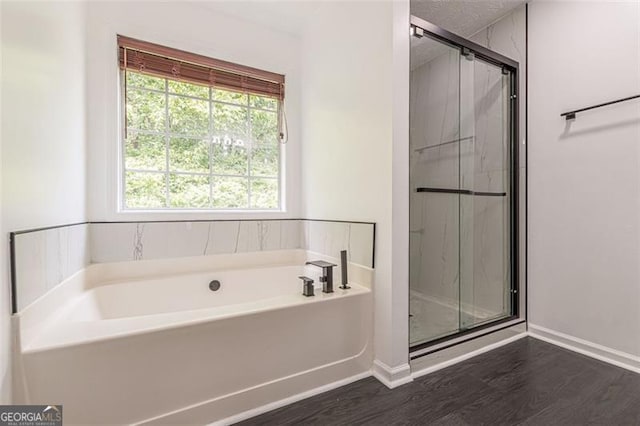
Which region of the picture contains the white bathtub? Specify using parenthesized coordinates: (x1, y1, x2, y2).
(14, 250, 373, 425)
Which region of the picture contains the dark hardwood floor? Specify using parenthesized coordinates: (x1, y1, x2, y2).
(237, 337, 640, 425)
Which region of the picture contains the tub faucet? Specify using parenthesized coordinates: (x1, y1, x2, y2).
(298, 276, 315, 297)
(305, 260, 336, 293)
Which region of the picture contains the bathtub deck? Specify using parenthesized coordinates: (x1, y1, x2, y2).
(237, 337, 640, 425)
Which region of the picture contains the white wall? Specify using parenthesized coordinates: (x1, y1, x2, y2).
(301, 1, 411, 379)
(0, 0, 88, 402)
(86, 1, 301, 222)
(391, 0, 411, 373)
(1, 2, 87, 231)
(528, 2, 640, 357)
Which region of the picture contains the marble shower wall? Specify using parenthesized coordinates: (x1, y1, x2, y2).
(409, 5, 526, 321)
(12, 224, 90, 312)
(409, 48, 463, 312)
(470, 5, 528, 319)
(12, 219, 374, 312)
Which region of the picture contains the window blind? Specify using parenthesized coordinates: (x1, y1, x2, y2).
(118, 35, 285, 100)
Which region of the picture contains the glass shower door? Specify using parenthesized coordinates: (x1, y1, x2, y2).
(409, 35, 462, 346)
(458, 51, 513, 330)
(409, 18, 517, 350)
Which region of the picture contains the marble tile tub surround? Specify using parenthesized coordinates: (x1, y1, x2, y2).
(90, 220, 302, 263)
(301, 220, 375, 268)
(11, 223, 90, 313)
(11, 219, 374, 313)
(90, 219, 374, 267)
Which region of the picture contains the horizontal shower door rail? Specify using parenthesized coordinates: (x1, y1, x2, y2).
(410, 15, 519, 70)
(414, 136, 475, 153)
(416, 187, 506, 197)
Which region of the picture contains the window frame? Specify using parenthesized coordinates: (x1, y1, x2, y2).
(116, 42, 286, 213)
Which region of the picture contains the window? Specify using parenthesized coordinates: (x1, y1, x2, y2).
(118, 36, 285, 210)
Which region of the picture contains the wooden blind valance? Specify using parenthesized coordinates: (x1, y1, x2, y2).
(118, 35, 285, 100)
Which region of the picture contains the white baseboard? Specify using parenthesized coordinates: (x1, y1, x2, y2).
(212, 371, 371, 426)
(411, 332, 528, 379)
(372, 360, 413, 389)
(528, 324, 640, 374)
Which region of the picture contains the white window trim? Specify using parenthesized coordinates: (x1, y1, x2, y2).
(117, 71, 286, 214)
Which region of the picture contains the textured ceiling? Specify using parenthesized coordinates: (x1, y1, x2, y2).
(410, 0, 526, 69)
(411, 0, 526, 37)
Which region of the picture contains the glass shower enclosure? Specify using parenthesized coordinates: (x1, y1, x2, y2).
(409, 17, 519, 352)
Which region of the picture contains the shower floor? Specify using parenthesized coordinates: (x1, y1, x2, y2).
(409, 292, 504, 347)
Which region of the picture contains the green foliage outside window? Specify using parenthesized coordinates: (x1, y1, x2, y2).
(123, 71, 280, 210)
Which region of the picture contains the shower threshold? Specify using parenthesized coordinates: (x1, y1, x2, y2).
(409, 312, 523, 360)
